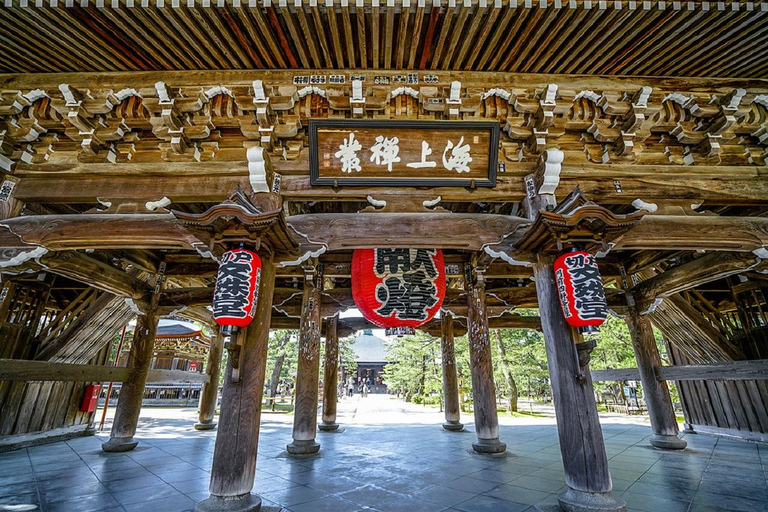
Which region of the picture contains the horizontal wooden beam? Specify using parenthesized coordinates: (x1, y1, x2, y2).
(13, 172, 768, 207)
(41, 252, 150, 300)
(287, 213, 530, 251)
(657, 359, 768, 381)
(631, 251, 760, 313)
(0, 359, 132, 382)
(4, 69, 765, 91)
(590, 360, 768, 382)
(616, 215, 768, 252)
(0, 214, 202, 251)
(590, 368, 641, 381)
(146, 369, 210, 384)
(0, 359, 209, 384)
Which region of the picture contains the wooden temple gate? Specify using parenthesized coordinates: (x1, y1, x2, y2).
(1, 1, 768, 511)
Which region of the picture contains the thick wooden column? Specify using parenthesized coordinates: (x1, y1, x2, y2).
(441, 313, 463, 431)
(195, 255, 276, 512)
(286, 267, 322, 455)
(534, 254, 626, 512)
(319, 315, 340, 431)
(626, 308, 687, 450)
(102, 307, 159, 452)
(466, 268, 506, 454)
(195, 331, 224, 430)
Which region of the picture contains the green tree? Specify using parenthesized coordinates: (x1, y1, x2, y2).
(338, 334, 358, 377)
(382, 331, 442, 403)
(264, 330, 298, 396)
(493, 323, 550, 403)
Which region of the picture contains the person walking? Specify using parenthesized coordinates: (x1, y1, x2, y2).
(346, 376, 355, 397)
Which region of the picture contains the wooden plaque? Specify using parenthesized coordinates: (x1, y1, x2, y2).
(309, 119, 499, 187)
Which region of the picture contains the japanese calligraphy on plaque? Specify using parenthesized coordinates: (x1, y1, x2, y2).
(309, 120, 499, 187)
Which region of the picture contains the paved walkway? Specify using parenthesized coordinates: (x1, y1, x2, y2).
(1, 395, 767, 512)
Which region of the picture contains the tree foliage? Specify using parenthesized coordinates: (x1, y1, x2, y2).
(382, 331, 442, 403)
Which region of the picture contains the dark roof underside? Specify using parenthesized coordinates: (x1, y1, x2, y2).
(0, 1, 766, 77)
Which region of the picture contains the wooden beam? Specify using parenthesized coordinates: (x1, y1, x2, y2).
(287, 213, 530, 251)
(657, 360, 768, 381)
(0, 359, 209, 384)
(146, 369, 210, 384)
(159, 287, 214, 308)
(616, 216, 768, 252)
(3, 69, 767, 91)
(41, 252, 150, 300)
(590, 367, 641, 382)
(631, 252, 760, 313)
(0, 214, 203, 251)
(591, 360, 768, 382)
(13, 171, 768, 207)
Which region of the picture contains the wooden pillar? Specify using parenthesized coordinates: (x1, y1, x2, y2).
(626, 308, 687, 450)
(286, 267, 322, 455)
(466, 267, 506, 454)
(195, 331, 224, 430)
(533, 254, 626, 512)
(195, 255, 276, 512)
(102, 307, 159, 452)
(441, 313, 463, 431)
(319, 315, 340, 431)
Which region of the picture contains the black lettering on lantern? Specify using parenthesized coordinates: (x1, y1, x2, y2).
(213, 251, 256, 320)
(564, 253, 607, 321)
(373, 249, 439, 321)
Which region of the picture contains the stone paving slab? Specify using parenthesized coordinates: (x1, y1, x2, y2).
(0, 396, 766, 512)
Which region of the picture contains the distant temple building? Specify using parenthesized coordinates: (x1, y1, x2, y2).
(107, 319, 210, 406)
(347, 330, 389, 393)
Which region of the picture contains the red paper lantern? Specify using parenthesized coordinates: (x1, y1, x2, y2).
(554, 251, 608, 333)
(212, 249, 262, 328)
(352, 249, 446, 328)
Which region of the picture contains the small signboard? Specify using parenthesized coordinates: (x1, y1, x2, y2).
(309, 119, 499, 188)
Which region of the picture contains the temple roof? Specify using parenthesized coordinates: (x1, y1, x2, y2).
(155, 319, 207, 340)
(352, 332, 389, 363)
(0, 1, 766, 78)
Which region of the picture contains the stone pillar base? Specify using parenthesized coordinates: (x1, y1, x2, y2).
(286, 439, 321, 455)
(442, 421, 464, 432)
(194, 421, 217, 431)
(472, 437, 506, 454)
(318, 422, 339, 432)
(102, 436, 139, 453)
(195, 493, 261, 512)
(650, 434, 687, 450)
(557, 489, 627, 512)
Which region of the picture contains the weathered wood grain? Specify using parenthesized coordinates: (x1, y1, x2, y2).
(534, 253, 612, 493)
(208, 255, 276, 498)
(288, 269, 322, 452)
(0, 359, 210, 384)
(320, 315, 339, 429)
(631, 252, 761, 312)
(466, 270, 504, 452)
(196, 332, 224, 428)
(441, 313, 462, 429)
(626, 307, 683, 443)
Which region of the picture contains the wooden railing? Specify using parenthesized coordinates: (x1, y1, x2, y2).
(0, 359, 209, 384)
(591, 359, 768, 382)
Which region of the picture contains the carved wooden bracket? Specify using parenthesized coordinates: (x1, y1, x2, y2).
(172, 188, 298, 258)
(515, 188, 646, 255)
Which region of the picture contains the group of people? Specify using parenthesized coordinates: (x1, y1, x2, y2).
(342, 376, 372, 398)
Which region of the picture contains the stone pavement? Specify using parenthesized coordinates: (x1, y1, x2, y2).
(1, 394, 767, 512)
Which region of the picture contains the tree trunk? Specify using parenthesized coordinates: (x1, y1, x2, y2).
(494, 329, 518, 413)
(269, 354, 285, 397)
(419, 354, 427, 398)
